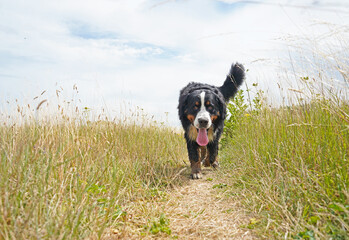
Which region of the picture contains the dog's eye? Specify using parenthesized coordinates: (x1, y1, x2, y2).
(206, 103, 214, 110)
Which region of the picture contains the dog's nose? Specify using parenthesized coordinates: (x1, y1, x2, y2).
(198, 118, 208, 127)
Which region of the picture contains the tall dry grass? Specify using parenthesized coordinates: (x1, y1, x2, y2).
(0, 105, 187, 239)
(220, 26, 349, 239)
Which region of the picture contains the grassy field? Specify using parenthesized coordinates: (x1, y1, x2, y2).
(0, 113, 188, 239)
(220, 87, 349, 239)
(1, 85, 347, 239)
(1, 41, 348, 239)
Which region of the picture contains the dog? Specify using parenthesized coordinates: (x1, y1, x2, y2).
(178, 63, 245, 179)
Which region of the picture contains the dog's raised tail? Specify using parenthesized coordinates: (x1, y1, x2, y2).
(219, 63, 245, 102)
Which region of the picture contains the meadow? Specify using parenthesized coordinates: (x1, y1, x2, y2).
(221, 88, 349, 239)
(0, 110, 188, 239)
(218, 36, 349, 238)
(1, 41, 348, 239)
(1, 79, 347, 239)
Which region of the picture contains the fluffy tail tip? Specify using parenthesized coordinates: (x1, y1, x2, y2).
(229, 62, 245, 85)
(219, 62, 246, 101)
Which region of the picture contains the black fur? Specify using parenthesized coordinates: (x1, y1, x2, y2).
(219, 63, 245, 102)
(178, 63, 245, 179)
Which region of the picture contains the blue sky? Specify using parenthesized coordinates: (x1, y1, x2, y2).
(0, 0, 348, 125)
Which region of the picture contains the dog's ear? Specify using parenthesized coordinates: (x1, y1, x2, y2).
(178, 93, 189, 120)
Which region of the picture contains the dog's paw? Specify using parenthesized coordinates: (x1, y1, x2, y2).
(202, 160, 211, 167)
(191, 172, 203, 179)
(211, 161, 219, 169)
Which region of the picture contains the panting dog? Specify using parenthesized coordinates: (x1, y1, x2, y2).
(178, 63, 245, 179)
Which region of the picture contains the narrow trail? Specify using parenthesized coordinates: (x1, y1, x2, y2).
(159, 169, 255, 239)
(103, 169, 255, 239)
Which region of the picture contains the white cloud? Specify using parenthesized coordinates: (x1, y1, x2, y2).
(0, 0, 348, 125)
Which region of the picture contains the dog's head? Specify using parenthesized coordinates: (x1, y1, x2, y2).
(180, 89, 225, 146)
(185, 90, 219, 129)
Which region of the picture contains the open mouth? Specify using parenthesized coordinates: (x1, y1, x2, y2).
(196, 128, 209, 146)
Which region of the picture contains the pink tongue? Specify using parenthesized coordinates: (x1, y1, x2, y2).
(196, 128, 209, 146)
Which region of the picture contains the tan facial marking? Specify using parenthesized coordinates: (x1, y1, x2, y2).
(187, 114, 195, 122)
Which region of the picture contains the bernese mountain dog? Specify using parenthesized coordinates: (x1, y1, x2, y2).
(178, 63, 245, 179)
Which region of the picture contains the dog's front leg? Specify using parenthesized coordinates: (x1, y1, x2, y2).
(186, 141, 202, 179)
(207, 140, 219, 168)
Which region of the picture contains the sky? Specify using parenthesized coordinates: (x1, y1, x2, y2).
(1, 0, 348, 126)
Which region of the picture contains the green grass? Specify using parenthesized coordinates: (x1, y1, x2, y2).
(220, 89, 349, 239)
(0, 116, 187, 239)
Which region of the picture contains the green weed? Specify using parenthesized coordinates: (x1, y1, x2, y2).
(212, 183, 228, 189)
(146, 213, 172, 235)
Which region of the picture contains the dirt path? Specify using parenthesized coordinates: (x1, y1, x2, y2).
(103, 169, 255, 239)
(160, 169, 254, 239)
